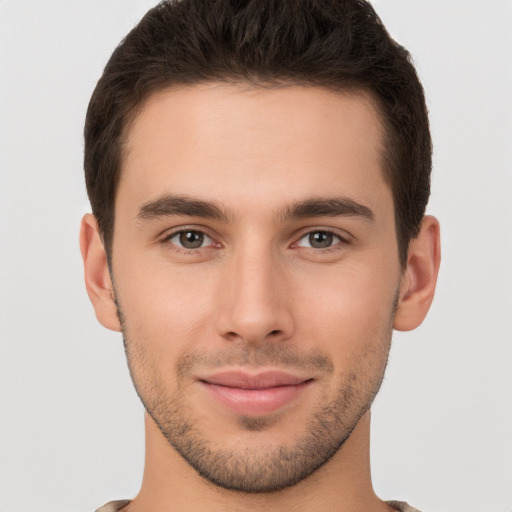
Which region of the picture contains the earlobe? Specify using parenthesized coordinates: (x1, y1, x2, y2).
(393, 215, 441, 332)
(79, 214, 122, 332)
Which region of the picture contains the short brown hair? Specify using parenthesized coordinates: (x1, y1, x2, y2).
(84, 0, 432, 266)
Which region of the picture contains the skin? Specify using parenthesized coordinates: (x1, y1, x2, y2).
(81, 84, 440, 512)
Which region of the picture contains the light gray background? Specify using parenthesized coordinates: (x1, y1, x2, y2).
(1, 1, 511, 511)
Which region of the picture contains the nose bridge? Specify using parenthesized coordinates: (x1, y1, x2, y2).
(218, 238, 293, 343)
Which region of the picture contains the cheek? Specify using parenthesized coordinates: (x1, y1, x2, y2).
(114, 237, 400, 369)
(114, 256, 219, 351)
(115, 266, 217, 399)
(291, 261, 397, 369)
(294, 259, 398, 329)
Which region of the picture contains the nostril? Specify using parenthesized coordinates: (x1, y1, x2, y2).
(269, 330, 281, 337)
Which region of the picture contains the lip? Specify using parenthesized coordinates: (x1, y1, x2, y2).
(198, 370, 313, 416)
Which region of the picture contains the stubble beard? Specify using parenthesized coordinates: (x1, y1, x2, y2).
(116, 298, 396, 494)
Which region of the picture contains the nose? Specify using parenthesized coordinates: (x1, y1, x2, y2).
(216, 244, 295, 345)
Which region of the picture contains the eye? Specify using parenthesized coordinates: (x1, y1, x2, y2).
(166, 230, 214, 249)
(296, 230, 344, 249)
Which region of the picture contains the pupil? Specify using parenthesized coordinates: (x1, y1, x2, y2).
(180, 231, 204, 249)
(309, 231, 333, 248)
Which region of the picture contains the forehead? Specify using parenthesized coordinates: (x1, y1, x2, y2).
(118, 83, 390, 217)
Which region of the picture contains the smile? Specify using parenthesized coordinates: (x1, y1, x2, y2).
(199, 370, 314, 416)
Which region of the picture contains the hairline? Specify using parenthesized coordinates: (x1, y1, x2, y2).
(105, 79, 404, 267)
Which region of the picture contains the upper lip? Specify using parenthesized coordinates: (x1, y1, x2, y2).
(200, 370, 311, 390)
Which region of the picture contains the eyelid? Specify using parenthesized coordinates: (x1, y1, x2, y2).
(297, 232, 340, 248)
(160, 226, 220, 249)
(157, 225, 352, 252)
(291, 227, 352, 247)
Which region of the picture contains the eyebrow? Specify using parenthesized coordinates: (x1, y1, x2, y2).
(137, 194, 374, 223)
(279, 197, 375, 222)
(137, 194, 229, 222)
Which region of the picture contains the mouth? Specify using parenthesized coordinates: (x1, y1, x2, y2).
(198, 370, 314, 416)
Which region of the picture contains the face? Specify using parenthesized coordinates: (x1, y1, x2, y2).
(110, 84, 403, 492)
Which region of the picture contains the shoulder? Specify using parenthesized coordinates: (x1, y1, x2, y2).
(95, 500, 131, 512)
(387, 501, 423, 512)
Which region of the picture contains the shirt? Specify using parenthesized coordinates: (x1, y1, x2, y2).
(96, 499, 422, 511)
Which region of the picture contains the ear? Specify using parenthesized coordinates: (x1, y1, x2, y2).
(394, 215, 441, 331)
(79, 214, 122, 332)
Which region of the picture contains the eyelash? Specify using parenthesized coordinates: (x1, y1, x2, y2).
(160, 228, 351, 254)
(161, 228, 218, 254)
(293, 229, 350, 253)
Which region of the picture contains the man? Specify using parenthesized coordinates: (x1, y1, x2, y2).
(80, 0, 440, 510)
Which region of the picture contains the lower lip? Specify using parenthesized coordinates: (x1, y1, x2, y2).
(201, 381, 312, 416)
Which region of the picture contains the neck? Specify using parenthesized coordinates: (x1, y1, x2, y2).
(125, 411, 390, 512)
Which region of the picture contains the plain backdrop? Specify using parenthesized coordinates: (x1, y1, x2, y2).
(0, 1, 511, 511)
